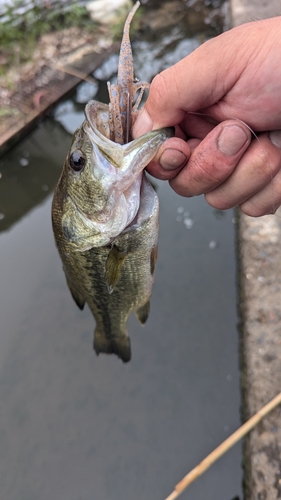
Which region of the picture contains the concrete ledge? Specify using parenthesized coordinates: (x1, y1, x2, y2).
(230, 0, 281, 498)
(238, 215, 281, 499)
(0, 45, 118, 156)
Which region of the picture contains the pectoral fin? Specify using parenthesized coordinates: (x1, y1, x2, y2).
(135, 300, 150, 324)
(150, 245, 158, 275)
(105, 246, 127, 293)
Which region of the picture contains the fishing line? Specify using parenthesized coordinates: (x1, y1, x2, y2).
(126, 90, 130, 144)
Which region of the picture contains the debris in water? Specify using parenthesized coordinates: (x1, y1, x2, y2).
(176, 207, 193, 227)
(183, 217, 194, 229)
(19, 157, 29, 167)
(41, 184, 49, 192)
(209, 240, 217, 249)
(0, 213, 5, 220)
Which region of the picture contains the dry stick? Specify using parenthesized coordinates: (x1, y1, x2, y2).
(165, 391, 281, 500)
(55, 64, 97, 85)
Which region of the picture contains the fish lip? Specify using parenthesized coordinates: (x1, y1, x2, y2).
(84, 100, 174, 152)
(84, 117, 174, 171)
(83, 120, 123, 168)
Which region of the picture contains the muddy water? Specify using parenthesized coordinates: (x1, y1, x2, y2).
(0, 2, 242, 500)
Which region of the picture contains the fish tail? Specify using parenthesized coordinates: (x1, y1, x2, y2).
(93, 328, 131, 363)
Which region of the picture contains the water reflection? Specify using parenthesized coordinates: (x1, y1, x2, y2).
(0, 120, 70, 232)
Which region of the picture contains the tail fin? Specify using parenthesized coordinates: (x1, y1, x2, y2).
(93, 328, 131, 363)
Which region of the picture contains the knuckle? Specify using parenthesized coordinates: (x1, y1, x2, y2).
(253, 145, 279, 180)
(190, 152, 228, 187)
(240, 201, 265, 217)
(205, 192, 232, 210)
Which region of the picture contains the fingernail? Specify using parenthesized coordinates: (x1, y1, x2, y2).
(217, 125, 248, 156)
(132, 108, 153, 137)
(269, 130, 281, 148)
(159, 148, 187, 171)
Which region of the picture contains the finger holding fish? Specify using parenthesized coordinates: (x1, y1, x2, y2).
(206, 131, 281, 215)
(143, 119, 281, 217)
(145, 120, 251, 191)
(145, 136, 191, 180)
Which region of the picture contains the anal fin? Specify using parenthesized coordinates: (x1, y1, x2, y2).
(135, 300, 150, 325)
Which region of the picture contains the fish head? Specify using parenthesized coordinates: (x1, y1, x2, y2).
(59, 100, 174, 248)
(61, 111, 114, 221)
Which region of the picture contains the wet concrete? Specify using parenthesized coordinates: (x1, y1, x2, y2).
(230, 0, 281, 499)
(238, 215, 281, 500)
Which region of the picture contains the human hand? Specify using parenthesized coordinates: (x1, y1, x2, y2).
(132, 17, 281, 216)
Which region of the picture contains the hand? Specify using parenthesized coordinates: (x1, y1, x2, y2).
(132, 17, 281, 216)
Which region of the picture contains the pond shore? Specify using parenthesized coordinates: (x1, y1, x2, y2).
(232, 0, 281, 498)
(0, 23, 119, 155)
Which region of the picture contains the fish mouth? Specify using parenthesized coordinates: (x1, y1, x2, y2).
(68, 100, 174, 245)
(84, 100, 174, 183)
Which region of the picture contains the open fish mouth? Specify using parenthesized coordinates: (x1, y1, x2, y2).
(84, 99, 174, 179)
(82, 99, 174, 232)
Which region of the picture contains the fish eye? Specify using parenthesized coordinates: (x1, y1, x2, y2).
(69, 150, 86, 172)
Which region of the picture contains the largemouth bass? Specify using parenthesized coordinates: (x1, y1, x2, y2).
(52, 1, 173, 362)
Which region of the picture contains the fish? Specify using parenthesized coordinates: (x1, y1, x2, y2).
(51, 1, 173, 363)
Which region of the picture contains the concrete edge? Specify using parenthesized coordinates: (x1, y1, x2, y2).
(0, 45, 119, 156)
(230, 1, 281, 499)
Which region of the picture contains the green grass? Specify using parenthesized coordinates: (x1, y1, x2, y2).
(0, 0, 97, 72)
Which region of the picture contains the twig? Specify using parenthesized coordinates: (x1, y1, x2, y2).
(55, 64, 97, 85)
(165, 391, 281, 500)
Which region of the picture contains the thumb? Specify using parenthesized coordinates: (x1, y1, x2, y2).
(132, 25, 252, 137)
(132, 66, 187, 137)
